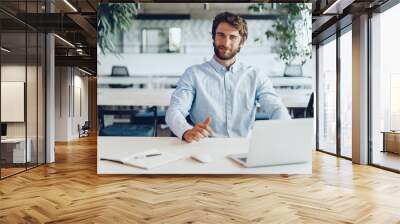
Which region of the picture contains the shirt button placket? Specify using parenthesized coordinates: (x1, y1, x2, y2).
(225, 71, 232, 136)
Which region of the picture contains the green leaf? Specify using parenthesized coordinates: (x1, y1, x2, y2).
(248, 3, 311, 65)
(97, 3, 138, 54)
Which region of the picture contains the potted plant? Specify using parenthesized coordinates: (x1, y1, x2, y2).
(97, 3, 139, 54)
(249, 3, 312, 76)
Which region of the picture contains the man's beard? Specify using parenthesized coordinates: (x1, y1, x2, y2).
(213, 42, 241, 60)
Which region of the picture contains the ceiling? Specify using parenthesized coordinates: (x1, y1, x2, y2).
(0, 0, 395, 75)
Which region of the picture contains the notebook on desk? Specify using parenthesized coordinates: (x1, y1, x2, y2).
(100, 149, 182, 170)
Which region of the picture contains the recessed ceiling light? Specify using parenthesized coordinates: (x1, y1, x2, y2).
(54, 34, 75, 48)
(78, 67, 92, 76)
(63, 0, 78, 12)
(323, 0, 354, 15)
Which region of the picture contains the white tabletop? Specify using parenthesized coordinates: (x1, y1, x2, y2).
(97, 137, 311, 174)
(97, 88, 174, 106)
(1, 138, 27, 143)
(97, 88, 308, 109)
(97, 76, 179, 85)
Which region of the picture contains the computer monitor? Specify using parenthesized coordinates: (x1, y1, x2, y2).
(1, 123, 7, 137)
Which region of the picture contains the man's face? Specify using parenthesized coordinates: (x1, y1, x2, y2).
(213, 22, 244, 60)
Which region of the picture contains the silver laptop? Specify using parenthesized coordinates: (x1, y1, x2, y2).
(228, 118, 314, 167)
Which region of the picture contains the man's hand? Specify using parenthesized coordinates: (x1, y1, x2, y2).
(183, 117, 213, 143)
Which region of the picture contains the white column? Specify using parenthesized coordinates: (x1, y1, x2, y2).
(45, 0, 55, 163)
(46, 32, 55, 163)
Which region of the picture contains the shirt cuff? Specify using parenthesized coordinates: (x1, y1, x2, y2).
(175, 122, 193, 140)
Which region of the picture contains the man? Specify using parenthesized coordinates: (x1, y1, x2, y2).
(166, 12, 290, 143)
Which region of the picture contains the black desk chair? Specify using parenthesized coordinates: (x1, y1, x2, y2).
(78, 121, 90, 138)
(98, 106, 155, 137)
(109, 65, 134, 88)
(305, 92, 314, 118)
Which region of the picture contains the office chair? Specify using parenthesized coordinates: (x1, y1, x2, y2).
(98, 106, 155, 137)
(78, 121, 90, 138)
(305, 92, 314, 118)
(109, 65, 134, 88)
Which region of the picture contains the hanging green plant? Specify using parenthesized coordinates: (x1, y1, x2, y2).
(249, 3, 312, 65)
(97, 3, 138, 54)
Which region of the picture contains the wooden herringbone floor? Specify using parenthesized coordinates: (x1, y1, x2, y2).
(1, 135, 400, 224)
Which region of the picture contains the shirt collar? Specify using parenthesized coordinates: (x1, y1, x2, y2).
(209, 56, 240, 74)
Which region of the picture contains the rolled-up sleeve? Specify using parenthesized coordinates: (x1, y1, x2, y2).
(256, 72, 291, 120)
(165, 68, 196, 139)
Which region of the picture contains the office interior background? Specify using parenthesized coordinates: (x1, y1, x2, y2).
(97, 3, 313, 139)
(1, 0, 400, 222)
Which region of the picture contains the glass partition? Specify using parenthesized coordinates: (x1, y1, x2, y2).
(370, 4, 400, 171)
(38, 31, 45, 165)
(317, 37, 337, 155)
(339, 29, 352, 158)
(1, 30, 28, 177)
(27, 28, 38, 169)
(0, 0, 46, 179)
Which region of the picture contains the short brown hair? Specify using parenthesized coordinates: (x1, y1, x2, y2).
(212, 12, 248, 42)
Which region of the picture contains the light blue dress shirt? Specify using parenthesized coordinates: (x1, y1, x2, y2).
(166, 57, 291, 139)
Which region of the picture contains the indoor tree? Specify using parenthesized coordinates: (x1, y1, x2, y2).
(97, 3, 139, 54)
(249, 3, 312, 66)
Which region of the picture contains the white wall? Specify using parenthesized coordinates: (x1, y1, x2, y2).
(55, 67, 68, 141)
(1, 65, 26, 138)
(71, 74, 89, 138)
(1, 65, 41, 138)
(55, 67, 89, 141)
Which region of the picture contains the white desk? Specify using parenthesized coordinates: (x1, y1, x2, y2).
(97, 137, 311, 174)
(1, 138, 31, 163)
(97, 76, 179, 86)
(98, 88, 174, 106)
(97, 88, 307, 109)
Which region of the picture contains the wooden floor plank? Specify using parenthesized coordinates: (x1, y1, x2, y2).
(0, 135, 400, 223)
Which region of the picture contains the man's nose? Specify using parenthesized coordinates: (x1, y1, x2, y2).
(221, 37, 231, 47)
